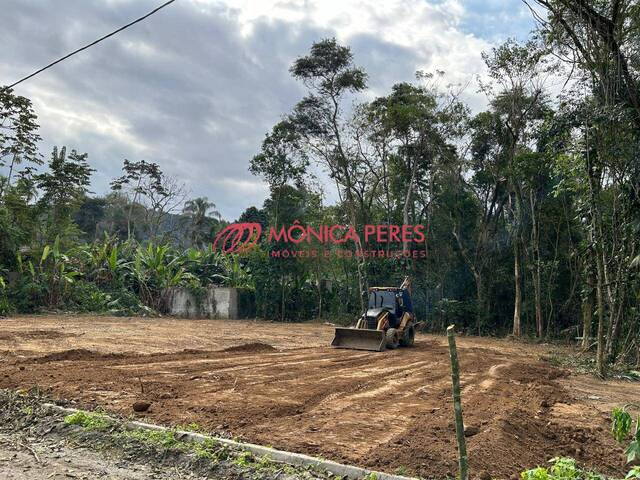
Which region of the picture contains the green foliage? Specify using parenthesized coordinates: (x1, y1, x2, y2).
(117, 427, 227, 461)
(64, 411, 110, 430)
(521, 458, 601, 480)
(233, 451, 253, 467)
(613, 407, 634, 443)
(521, 466, 549, 480)
(0, 87, 42, 198)
(119, 428, 183, 450)
(394, 466, 408, 476)
(2, 229, 251, 315)
(67, 280, 112, 313)
(0, 269, 10, 316)
(250, 120, 308, 192)
(182, 197, 220, 247)
(612, 405, 640, 465)
(626, 467, 640, 479)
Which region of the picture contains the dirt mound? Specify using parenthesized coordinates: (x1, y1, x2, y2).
(0, 330, 74, 341)
(222, 342, 277, 354)
(33, 349, 126, 363)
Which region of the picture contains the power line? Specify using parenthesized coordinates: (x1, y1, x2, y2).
(4, 0, 177, 90)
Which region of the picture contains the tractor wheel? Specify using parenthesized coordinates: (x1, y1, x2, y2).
(399, 324, 415, 347)
(385, 328, 400, 349)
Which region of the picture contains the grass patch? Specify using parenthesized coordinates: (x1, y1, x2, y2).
(59, 407, 340, 478)
(65, 410, 227, 462)
(115, 428, 231, 462)
(64, 410, 110, 430)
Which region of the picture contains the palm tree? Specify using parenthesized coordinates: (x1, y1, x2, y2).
(183, 197, 220, 247)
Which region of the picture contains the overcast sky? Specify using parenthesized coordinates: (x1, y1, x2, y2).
(1, 0, 534, 220)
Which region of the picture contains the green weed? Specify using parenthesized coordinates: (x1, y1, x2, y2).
(234, 451, 253, 467)
(64, 411, 110, 431)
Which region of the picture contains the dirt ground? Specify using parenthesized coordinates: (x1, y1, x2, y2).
(0, 431, 188, 480)
(0, 315, 638, 479)
(0, 389, 335, 480)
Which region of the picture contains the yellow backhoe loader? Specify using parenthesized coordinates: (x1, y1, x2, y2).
(331, 277, 417, 352)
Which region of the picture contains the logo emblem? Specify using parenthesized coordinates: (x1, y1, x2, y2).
(213, 223, 262, 253)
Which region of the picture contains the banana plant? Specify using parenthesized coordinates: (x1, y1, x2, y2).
(88, 236, 131, 286)
(17, 237, 81, 309)
(218, 254, 252, 289)
(126, 242, 196, 311)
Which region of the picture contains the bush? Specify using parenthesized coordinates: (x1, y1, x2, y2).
(0, 275, 12, 316)
(0, 294, 12, 316)
(106, 288, 153, 316)
(68, 280, 111, 312)
(9, 277, 46, 313)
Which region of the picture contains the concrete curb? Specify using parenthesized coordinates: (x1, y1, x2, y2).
(43, 403, 419, 480)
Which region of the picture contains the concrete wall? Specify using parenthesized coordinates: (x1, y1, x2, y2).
(165, 287, 255, 319)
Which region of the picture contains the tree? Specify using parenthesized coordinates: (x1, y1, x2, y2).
(286, 38, 370, 310)
(183, 197, 220, 247)
(74, 197, 107, 240)
(363, 76, 467, 257)
(251, 120, 309, 227)
(35, 146, 94, 243)
(0, 87, 42, 198)
(238, 206, 268, 230)
(480, 39, 550, 337)
(527, 0, 640, 373)
(528, 0, 640, 127)
(110, 160, 186, 241)
(454, 109, 508, 334)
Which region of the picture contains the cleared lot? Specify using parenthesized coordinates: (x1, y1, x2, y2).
(0, 316, 637, 478)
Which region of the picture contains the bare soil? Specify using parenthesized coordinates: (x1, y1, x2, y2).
(0, 315, 637, 479)
(0, 390, 333, 480)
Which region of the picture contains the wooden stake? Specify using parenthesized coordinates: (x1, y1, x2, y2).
(447, 324, 469, 480)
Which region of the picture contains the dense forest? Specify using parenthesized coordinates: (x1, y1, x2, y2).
(0, 0, 638, 376)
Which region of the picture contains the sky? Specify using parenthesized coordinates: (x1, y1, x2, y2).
(0, 0, 535, 220)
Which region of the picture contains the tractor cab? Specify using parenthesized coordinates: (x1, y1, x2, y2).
(367, 289, 397, 311)
(366, 287, 413, 329)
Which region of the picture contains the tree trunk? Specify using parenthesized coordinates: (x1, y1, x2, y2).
(585, 126, 606, 377)
(280, 274, 286, 322)
(513, 239, 522, 337)
(475, 273, 483, 335)
(533, 265, 543, 338)
(581, 270, 594, 349)
(316, 272, 323, 320)
(595, 247, 606, 377)
(529, 191, 543, 338)
(402, 153, 418, 254)
(0, 155, 16, 199)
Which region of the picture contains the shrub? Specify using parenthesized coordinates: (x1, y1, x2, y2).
(612, 405, 640, 466)
(68, 280, 111, 312)
(9, 277, 46, 313)
(106, 288, 153, 316)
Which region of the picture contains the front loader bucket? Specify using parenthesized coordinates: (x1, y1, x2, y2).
(331, 328, 386, 352)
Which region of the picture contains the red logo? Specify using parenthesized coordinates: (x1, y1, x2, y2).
(213, 223, 262, 253)
(213, 221, 428, 258)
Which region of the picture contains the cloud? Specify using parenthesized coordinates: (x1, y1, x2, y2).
(0, 0, 533, 219)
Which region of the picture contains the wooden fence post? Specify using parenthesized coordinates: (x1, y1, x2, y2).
(447, 324, 469, 480)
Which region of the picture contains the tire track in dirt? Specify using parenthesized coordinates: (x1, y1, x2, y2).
(0, 321, 634, 479)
